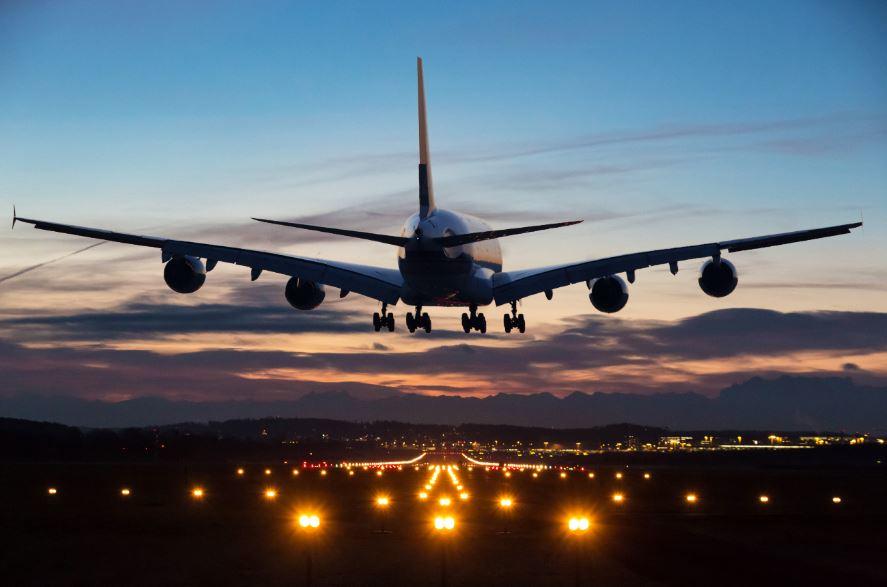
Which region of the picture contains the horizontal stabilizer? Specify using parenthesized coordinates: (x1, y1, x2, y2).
(252, 218, 409, 246)
(434, 220, 583, 247)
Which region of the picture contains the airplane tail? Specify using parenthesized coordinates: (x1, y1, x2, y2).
(417, 57, 436, 219)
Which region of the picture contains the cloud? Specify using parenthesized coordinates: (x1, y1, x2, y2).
(1, 307, 885, 402)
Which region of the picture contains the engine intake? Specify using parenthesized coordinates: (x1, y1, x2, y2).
(589, 275, 629, 313)
(285, 277, 325, 310)
(163, 256, 206, 294)
(698, 258, 738, 298)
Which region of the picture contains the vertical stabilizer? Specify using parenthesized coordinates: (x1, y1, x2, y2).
(417, 57, 436, 218)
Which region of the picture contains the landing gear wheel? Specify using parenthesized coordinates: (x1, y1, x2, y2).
(477, 313, 486, 334)
(372, 312, 382, 332)
(461, 313, 471, 333)
(406, 312, 416, 333)
(386, 313, 395, 332)
(516, 313, 526, 333)
(504, 314, 512, 333)
(422, 313, 432, 333)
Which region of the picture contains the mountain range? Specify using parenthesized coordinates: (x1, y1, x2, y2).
(1, 375, 886, 432)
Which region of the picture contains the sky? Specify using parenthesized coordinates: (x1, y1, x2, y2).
(1, 0, 886, 403)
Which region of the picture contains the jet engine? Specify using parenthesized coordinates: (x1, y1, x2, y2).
(589, 275, 629, 313)
(163, 256, 206, 294)
(698, 258, 738, 298)
(285, 277, 325, 310)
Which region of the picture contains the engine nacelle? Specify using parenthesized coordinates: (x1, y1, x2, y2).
(285, 277, 325, 310)
(589, 275, 629, 313)
(163, 256, 206, 294)
(698, 258, 738, 298)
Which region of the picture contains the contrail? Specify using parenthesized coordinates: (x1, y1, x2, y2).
(0, 241, 106, 285)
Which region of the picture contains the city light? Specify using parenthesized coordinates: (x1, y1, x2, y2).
(498, 497, 514, 509)
(759, 495, 770, 503)
(567, 517, 590, 532)
(264, 488, 278, 500)
(375, 496, 390, 507)
(298, 514, 321, 529)
(685, 493, 698, 503)
(120, 488, 131, 497)
(47, 487, 58, 495)
(612, 493, 625, 503)
(433, 516, 455, 531)
(832, 496, 842, 504)
(191, 487, 205, 499)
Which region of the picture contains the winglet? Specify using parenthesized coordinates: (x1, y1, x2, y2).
(11, 205, 16, 230)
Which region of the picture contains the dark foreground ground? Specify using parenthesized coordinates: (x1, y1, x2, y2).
(1, 455, 885, 586)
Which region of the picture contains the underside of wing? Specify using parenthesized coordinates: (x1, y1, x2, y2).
(14, 215, 403, 304)
(493, 221, 862, 305)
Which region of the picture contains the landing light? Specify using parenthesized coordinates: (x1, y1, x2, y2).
(264, 488, 278, 500)
(192, 487, 205, 499)
(433, 516, 455, 531)
(298, 514, 321, 529)
(264, 468, 272, 476)
(47, 487, 58, 495)
(498, 497, 513, 509)
(567, 517, 590, 532)
(120, 488, 131, 497)
(236, 468, 245, 476)
(612, 493, 624, 503)
(643, 473, 651, 480)
(759, 495, 770, 504)
(685, 493, 697, 503)
(832, 496, 842, 504)
(376, 496, 390, 507)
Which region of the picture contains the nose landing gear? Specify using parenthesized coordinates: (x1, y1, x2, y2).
(406, 306, 432, 333)
(503, 301, 525, 333)
(461, 305, 487, 333)
(373, 303, 395, 332)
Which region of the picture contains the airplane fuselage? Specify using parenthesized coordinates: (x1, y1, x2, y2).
(398, 208, 501, 307)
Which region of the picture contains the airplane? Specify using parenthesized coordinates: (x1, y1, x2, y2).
(13, 58, 862, 334)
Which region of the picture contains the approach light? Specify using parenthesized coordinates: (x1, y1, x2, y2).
(643, 473, 651, 480)
(320, 469, 328, 477)
(191, 487, 205, 499)
(418, 492, 429, 500)
(264, 468, 272, 476)
(433, 516, 455, 531)
(832, 496, 842, 504)
(612, 493, 625, 504)
(348, 470, 355, 476)
(459, 492, 469, 501)
(615, 472, 623, 480)
(47, 487, 58, 495)
(560, 472, 567, 479)
(588, 472, 595, 479)
(298, 514, 321, 529)
(759, 495, 770, 504)
(236, 468, 245, 476)
(685, 493, 698, 503)
(532, 472, 538, 478)
(567, 517, 590, 532)
(439, 497, 452, 507)
(376, 470, 383, 477)
(498, 497, 514, 509)
(120, 488, 131, 497)
(375, 496, 390, 507)
(504, 471, 512, 478)
(292, 469, 300, 476)
(425, 484, 432, 490)
(264, 488, 278, 500)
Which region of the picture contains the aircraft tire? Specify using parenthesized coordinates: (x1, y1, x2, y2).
(386, 313, 395, 332)
(422, 313, 431, 333)
(517, 314, 526, 333)
(461, 313, 471, 333)
(504, 314, 512, 333)
(373, 312, 382, 332)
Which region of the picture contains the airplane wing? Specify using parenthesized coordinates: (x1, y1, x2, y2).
(13, 216, 403, 304)
(492, 222, 862, 305)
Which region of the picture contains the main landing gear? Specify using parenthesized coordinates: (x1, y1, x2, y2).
(372, 303, 395, 332)
(503, 300, 526, 333)
(406, 306, 432, 333)
(461, 305, 487, 333)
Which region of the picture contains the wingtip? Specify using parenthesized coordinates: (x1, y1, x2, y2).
(11, 204, 16, 230)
